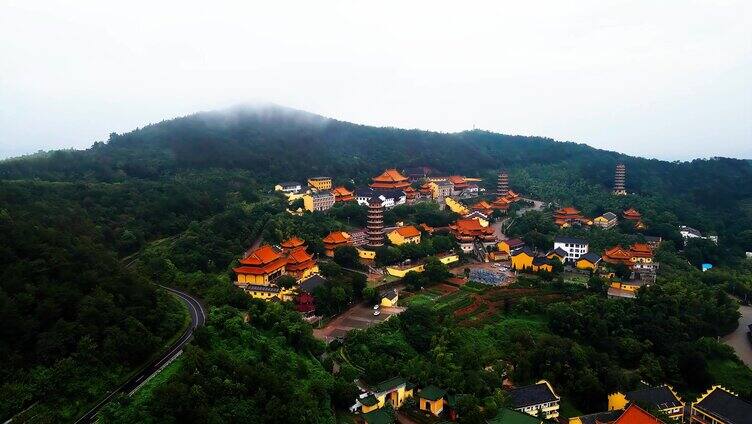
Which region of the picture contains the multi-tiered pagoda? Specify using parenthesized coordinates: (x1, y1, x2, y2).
(613, 164, 627, 195)
(497, 170, 509, 197)
(367, 197, 385, 248)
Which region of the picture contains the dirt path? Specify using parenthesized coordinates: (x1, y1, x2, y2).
(722, 303, 752, 367)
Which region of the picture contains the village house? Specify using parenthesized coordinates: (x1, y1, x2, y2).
(532, 256, 555, 272)
(387, 225, 421, 245)
(417, 386, 446, 416)
(554, 207, 592, 227)
(511, 247, 535, 271)
(691, 386, 752, 424)
(594, 212, 618, 229)
(498, 238, 525, 254)
(307, 176, 332, 191)
(323, 231, 352, 257)
(380, 289, 399, 307)
(545, 247, 568, 263)
(553, 236, 589, 262)
(303, 191, 335, 212)
(576, 252, 602, 271)
(274, 181, 302, 193)
(356, 377, 414, 414)
(608, 384, 684, 421)
(509, 380, 561, 419)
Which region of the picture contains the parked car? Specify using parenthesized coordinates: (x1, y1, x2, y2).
(373, 310, 381, 316)
(373, 304, 380, 310)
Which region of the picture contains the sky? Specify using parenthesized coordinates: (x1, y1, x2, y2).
(1, 1, 750, 161)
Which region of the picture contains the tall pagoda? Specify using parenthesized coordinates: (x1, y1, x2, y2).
(497, 170, 509, 197)
(613, 164, 627, 195)
(370, 169, 411, 190)
(367, 197, 385, 248)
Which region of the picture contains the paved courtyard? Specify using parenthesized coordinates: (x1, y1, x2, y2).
(313, 303, 405, 342)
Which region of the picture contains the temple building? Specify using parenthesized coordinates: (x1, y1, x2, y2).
(554, 207, 592, 227)
(280, 236, 306, 252)
(602, 245, 635, 266)
(370, 169, 411, 190)
(471, 200, 493, 216)
(509, 380, 560, 419)
(497, 170, 509, 197)
(691, 385, 752, 424)
(450, 218, 496, 252)
(608, 384, 684, 421)
(491, 196, 511, 213)
(622, 207, 641, 221)
(403, 186, 418, 204)
(303, 192, 335, 212)
(387, 226, 421, 245)
(284, 246, 319, 281)
(323, 231, 352, 257)
(367, 197, 385, 248)
(308, 176, 332, 191)
(602, 243, 654, 267)
(233, 245, 287, 285)
(613, 164, 627, 195)
(331, 186, 355, 202)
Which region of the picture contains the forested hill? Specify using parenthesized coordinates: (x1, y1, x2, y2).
(1, 104, 751, 248)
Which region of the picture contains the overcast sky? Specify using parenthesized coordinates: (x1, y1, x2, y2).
(1, 1, 750, 161)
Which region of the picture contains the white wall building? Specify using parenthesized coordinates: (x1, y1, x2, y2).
(553, 236, 589, 262)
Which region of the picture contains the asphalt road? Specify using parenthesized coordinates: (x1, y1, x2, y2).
(722, 302, 752, 368)
(75, 286, 206, 423)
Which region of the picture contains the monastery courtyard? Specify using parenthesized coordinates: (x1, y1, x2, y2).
(313, 303, 406, 342)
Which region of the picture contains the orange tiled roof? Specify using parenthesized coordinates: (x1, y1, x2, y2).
(372, 169, 408, 183)
(612, 404, 662, 424)
(280, 236, 305, 249)
(240, 245, 284, 265)
(556, 206, 581, 215)
(473, 201, 492, 209)
(323, 231, 351, 244)
(403, 186, 416, 193)
(604, 246, 633, 260)
(453, 218, 494, 235)
(332, 186, 353, 196)
(394, 226, 421, 238)
(630, 243, 653, 257)
(287, 247, 313, 263)
(623, 208, 642, 218)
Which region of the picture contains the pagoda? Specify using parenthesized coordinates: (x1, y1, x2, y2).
(367, 197, 385, 248)
(497, 170, 509, 197)
(331, 186, 355, 202)
(554, 207, 591, 227)
(613, 164, 627, 195)
(370, 169, 411, 190)
(322, 231, 352, 257)
(403, 186, 418, 204)
(234, 245, 287, 285)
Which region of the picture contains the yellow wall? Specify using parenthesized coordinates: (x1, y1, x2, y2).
(361, 393, 386, 413)
(302, 195, 314, 212)
(607, 392, 628, 411)
(237, 273, 270, 285)
(439, 254, 459, 265)
(511, 253, 534, 270)
(307, 178, 332, 190)
(576, 259, 597, 271)
(386, 263, 425, 277)
(499, 240, 520, 254)
(381, 296, 398, 307)
(533, 263, 553, 272)
(293, 265, 319, 281)
(387, 230, 421, 246)
(419, 398, 444, 415)
(358, 248, 376, 259)
(445, 197, 470, 215)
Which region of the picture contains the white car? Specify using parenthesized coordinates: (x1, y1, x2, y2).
(373, 304, 380, 310)
(373, 310, 381, 316)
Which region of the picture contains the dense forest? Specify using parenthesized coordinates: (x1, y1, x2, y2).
(1, 104, 751, 422)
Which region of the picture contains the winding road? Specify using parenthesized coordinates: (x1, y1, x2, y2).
(722, 302, 752, 368)
(75, 286, 206, 423)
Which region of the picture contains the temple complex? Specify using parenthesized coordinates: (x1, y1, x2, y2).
(285, 246, 319, 281)
(370, 169, 411, 190)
